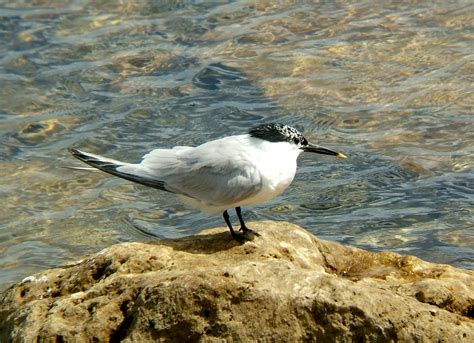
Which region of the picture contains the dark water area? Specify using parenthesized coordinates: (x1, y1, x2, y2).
(0, 1, 472, 290)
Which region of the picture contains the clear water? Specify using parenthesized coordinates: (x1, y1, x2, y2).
(0, 1, 472, 291)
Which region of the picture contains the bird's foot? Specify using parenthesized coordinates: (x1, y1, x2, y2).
(231, 229, 258, 243)
(239, 226, 260, 237)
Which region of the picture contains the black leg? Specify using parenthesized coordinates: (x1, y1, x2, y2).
(235, 207, 260, 237)
(223, 210, 236, 236)
(235, 206, 249, 232)
(223, 210, 256, 242)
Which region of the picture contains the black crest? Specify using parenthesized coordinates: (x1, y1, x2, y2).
(248, 123, 308, 146)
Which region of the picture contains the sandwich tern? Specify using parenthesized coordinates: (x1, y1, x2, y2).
(69, 123, 346, 241)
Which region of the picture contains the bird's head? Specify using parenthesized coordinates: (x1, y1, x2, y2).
(248, 123, 347, 158)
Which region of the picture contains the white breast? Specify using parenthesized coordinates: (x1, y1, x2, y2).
(240, 138, 301, 206)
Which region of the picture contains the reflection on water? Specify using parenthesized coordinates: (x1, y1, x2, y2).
(0, 1, 472, 290)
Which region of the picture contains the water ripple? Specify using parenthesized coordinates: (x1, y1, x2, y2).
(1, 1, 472, 290)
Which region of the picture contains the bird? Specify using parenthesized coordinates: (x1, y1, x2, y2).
(69, 123, 346, 242)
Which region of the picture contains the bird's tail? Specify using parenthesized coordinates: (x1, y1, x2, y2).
(68, 148, 168, 191)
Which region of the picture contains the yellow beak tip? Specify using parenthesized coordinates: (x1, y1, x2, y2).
(337, 152, 348, 159)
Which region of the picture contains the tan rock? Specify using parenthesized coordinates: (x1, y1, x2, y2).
(1, 221, 473, 342)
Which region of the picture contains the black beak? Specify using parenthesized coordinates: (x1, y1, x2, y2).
(301, 143, 347, 158)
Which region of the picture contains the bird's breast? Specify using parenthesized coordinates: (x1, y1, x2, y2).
(260, 157, 297, 196)
(243, 142, 299, 205)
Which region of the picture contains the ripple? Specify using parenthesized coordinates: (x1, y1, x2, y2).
(1, 0, 473, 291)
(193, 63, 245, 90)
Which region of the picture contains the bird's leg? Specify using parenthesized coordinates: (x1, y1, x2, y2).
(235, 207, 260, 237)
(235, 206, 250, 232)
(223, 210, 241, 241)
(223, 210, 254, 242)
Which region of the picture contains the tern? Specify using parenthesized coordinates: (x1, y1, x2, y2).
(69, 123, 346, 241)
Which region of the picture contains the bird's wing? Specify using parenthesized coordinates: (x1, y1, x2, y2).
(139, 138, 262, 207)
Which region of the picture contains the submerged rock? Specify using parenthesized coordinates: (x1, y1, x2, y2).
(1, 221, 473, 341)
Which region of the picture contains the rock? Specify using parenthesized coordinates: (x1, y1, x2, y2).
(0, 221, 473, 342)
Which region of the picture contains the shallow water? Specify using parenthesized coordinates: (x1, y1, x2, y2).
(0, 1, 472, 291)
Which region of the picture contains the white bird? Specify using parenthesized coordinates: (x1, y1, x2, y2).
(69, 123, 346, 241)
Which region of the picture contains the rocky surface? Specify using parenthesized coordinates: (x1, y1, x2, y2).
(1, 221, 473, 342)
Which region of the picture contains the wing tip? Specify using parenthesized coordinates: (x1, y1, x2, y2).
(67, 147, 169, 192)
(68, 148, 109, 169)
(68, 147, 85, 159)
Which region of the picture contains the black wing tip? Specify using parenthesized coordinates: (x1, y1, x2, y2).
(67, 147, 169, 192)
(68, 147, 83, 157)
(68, 148, 107, 168)
(68, 148, 93, 164)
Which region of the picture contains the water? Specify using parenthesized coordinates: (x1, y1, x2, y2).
(0, 1, 472, 291)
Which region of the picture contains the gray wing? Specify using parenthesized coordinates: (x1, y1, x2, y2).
(137, 138, 262, 206)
